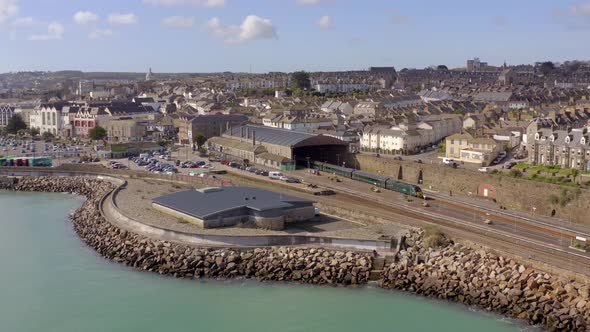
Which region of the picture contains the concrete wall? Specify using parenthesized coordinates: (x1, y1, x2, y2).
(152, 203, 205, 227)
(349, 154, 590, 224)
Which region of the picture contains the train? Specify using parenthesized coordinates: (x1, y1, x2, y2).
(311, 161, 423, 198)
(0, 156, 52, 167)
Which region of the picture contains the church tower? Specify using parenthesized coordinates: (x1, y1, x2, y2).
(146, 68, 153, 81)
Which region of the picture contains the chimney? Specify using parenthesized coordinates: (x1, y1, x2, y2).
(252, 130, 256, 146)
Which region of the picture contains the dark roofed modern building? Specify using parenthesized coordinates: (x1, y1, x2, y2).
(208, 124, 349, 170)
(152, 186, 315, 230)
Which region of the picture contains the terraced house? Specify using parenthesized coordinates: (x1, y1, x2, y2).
(530, 126, 590, 170)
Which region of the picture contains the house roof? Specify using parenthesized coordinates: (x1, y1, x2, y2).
(446, 132, 474, 140)
(152, 187, 312, 219)
(473, 92, 513, 102)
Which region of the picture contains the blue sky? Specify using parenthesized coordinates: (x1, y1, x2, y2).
(0, 0, 589, 73)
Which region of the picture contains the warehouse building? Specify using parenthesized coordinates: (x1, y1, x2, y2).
(208, 124, 348, 170)
(152, 186, 315, 230)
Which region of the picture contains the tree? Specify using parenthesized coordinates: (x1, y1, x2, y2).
(539, 61, 555, 76)
(291, 71, 311, 90)
(193, 133, 206, 150)
(157, 140, 170, 147)
(437, 65, 449, 71)
(88, 126, 107, 141)
(5, 114, 27, 134)
(571, 169, 580, 183)
(42, 132, 54, 141)
(30, 127, 40, 137)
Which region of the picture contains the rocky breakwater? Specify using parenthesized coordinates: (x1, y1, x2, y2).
(3, 176, 373, 286)
(380, 230, 589, 331)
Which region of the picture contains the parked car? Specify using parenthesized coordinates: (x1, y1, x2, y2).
(414, 159, 423, 164)
(478, 167, 491, 173)
(285, 177, 300, 183)
(444, 162, 458, 168)
(442, 158, 455, 165)
(392, 156, 403, 161)
(269, 172, 283, 180)
(504, 161, 517, 169)
(314, 189, 336, 196)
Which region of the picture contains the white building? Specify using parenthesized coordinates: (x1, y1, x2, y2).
(314, 83, 374, 93)
(30, 103, 72, 136)
(0, 105, 15, 127)
(262, 114, 333, 132)
(360, 115, 462, 154)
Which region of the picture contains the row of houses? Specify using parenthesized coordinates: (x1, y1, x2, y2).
(529, 127, 590, 171)
(359, 115, 463, 154)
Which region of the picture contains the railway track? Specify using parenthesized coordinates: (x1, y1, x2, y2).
(221, 167, 590, 274)
(306, 179, 590, 265)
(425, 189, 590, 239)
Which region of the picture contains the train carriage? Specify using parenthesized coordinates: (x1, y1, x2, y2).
(352, 170, 389, 188)
(320, 163, 355, 178)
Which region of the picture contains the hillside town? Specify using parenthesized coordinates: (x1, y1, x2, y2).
(3, 59, 590, 173)
(5, 0, 590, 329)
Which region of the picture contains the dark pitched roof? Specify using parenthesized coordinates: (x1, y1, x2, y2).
(152, 186, 312, 219)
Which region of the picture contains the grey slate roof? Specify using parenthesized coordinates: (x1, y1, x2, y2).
(152, 186, 312, 219)
(473, 92, 513, 102)
(226, 124, 323, 147)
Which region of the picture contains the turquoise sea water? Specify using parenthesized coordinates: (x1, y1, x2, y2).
(0, 191, 539, 332)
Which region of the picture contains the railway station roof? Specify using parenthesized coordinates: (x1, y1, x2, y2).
(224, 124, 347, 148)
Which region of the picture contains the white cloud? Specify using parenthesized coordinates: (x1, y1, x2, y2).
(296, 0, 326, 5)
(0, 0, 19, 24)
(89, 28, 114, 39)
(73, 11, 99, 25)
(12, 16, 32, 26)
(554, 3, 590, 29)
(206, 15, 276, 44)
(108, 13, 138, 25)
(143, 0, 225, 7)
(162, 16, 195, 28)
(316, 15, 331, 29)
(29, 21, 64, 41)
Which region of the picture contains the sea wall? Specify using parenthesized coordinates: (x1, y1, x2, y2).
(380, 230, 589, 331)
(0, 176, 373, 285)
(2, 175, 589, 330)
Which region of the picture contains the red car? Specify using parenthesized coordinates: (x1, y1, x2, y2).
(220, 160, 230, 165)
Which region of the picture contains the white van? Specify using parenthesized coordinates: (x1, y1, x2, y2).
(442, 158, 455, 165)
(269, 171, 283, 180)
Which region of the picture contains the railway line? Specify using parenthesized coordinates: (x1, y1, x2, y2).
(283, 173, 590, 275)
(117, 153, 590, 275)
(425, 189, 590, 239)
